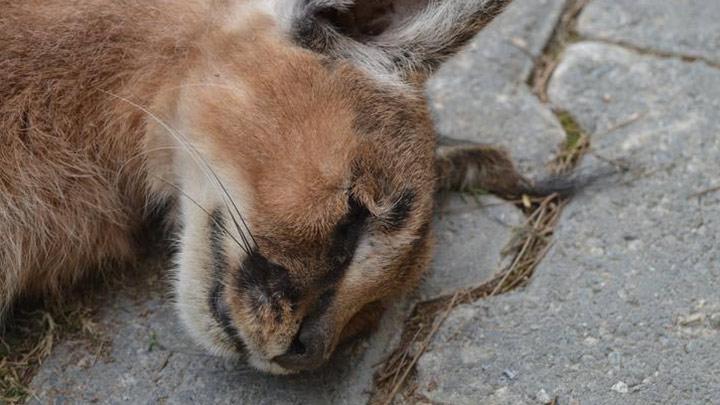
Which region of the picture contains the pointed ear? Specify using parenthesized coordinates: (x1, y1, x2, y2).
(435, 139, 616, 199)
(435, 141, 530, 199)
(291, 0, 512, 80)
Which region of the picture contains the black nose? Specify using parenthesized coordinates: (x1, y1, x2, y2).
(272, 321, 327, 371)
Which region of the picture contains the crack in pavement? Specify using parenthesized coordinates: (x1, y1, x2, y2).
(370, 1, 596, 403)
(581, 37, 720, 70)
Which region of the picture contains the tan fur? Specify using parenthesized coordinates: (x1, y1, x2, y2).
(0, 0, 203, 313)
(1, 0, 517, 373)
(169, 27, 438, 372)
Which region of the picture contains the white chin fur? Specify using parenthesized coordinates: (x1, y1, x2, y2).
(249, 354, 297, 375)
(175, 299, 240, 358)
(173, 198, 240, 358)
(170, 71, 293, 373)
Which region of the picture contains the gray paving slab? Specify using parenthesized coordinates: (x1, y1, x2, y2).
(578, 0, 720, 65)
(428, 0, 568, 175)
(26, 3, 573, 403)
(418, 195, 523, 301)
(416, 42, 720, 404)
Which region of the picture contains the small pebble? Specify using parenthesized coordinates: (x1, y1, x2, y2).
(76, 355, 92, 368)
(584, 336, 599, 346)
(536, 388, 552, 403)
(612, 381, 629, 394)
(511, 37, 529, 50)
(709, 313, 720, 329)
(679, 313, 704, 326)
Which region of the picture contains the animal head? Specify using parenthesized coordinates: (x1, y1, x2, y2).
(155, 0, 512, 374)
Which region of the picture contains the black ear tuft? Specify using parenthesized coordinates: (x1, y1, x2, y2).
(293, 1, 395, 42)
(290, 0, 514, 79)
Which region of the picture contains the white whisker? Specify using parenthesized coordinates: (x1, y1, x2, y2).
(152, 175, 249, 254)
(100, 89, 256, 252)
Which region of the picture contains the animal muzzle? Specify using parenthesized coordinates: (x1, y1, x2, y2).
(272, 313, 332, 371)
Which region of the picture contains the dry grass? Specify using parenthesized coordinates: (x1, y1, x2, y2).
(529, 0, 591, 102)
(0, 303, 107, 404)
(0, 257, 168, 404)
(0, 225, 169, 404)
(0, 311, 56, 404)
(374, 292, 461, 405)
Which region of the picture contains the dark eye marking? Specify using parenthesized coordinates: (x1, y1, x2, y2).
(208, 210, 246, 351)
(382, 189, 415, 231)
(325, 195, 370, 284)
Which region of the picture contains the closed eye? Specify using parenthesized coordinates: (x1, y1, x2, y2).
(326, 195, 369, 278)
(324, 189, 414, 284)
